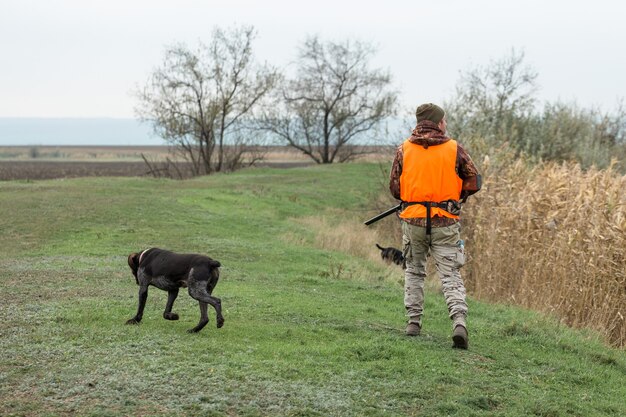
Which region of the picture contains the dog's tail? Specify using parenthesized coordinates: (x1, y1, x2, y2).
(375, 243, 386, 251)
(208, 260, 221, 268)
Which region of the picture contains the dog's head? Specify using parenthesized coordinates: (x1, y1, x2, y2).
(127, 252, 141, 284)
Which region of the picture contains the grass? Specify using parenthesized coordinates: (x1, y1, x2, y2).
(1, 163, 625, 416)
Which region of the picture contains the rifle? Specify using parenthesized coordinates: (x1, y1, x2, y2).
(364, 203, 402, 226)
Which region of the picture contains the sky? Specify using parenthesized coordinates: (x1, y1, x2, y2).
(1, 0, 625, 120)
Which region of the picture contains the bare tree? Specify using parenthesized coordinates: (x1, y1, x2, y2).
(134, 25, 278, 176)
(446, 49, 538, 142)
(262, 36, 397, 163)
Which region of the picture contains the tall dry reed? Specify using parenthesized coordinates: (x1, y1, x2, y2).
(463, 160, 626, 347)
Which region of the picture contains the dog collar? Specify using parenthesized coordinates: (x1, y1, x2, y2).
(138, 248, 153, 265)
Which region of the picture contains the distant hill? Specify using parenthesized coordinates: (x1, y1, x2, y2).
(0, 118, 161, 146)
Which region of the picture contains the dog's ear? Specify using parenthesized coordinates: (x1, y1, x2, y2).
(128, 252, 140, 270)
(128, 252, 140, 283)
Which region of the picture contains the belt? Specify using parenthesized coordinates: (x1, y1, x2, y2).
(401, 200, 461, 235)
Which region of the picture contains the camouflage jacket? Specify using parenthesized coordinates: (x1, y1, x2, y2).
(389, 121, 481, 227)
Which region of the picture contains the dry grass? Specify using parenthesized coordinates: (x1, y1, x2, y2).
(0, 145, 172, 161)
(0, 145, 395, 163)
(298, 216, 383, 263)
(286, 212, 449, 295)
(463, 159, 626, 347)
(284, 215, 405, 284)
(0, 145, 395, 180)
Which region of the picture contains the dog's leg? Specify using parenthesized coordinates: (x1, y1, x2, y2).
(163, 289, 180, 320)
(187, 302, 209, 333)
(188, 274, 224, 333)
(207, 272, 219, 294)
(126, 284, 148, 325)
(187, 268, 224, 332)
(188, 292, 224, 332)
(206, 270, 224, 328)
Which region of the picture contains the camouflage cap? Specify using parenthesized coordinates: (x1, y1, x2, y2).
(415, 103, 445, 124)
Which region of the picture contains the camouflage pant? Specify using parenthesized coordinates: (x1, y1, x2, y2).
(402, 221, 467, 329)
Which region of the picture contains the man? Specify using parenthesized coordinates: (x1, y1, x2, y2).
(389, 103, 481, 349)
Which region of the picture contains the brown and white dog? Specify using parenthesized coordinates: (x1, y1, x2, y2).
(126, 248, 224, 333)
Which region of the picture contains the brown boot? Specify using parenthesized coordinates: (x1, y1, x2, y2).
(406, 322, 421, 336)
(452, 324, 468, 349)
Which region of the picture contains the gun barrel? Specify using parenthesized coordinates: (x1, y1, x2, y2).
(364, 204, 402, 226)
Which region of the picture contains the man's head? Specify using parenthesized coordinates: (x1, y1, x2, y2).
(416, 103, 446, 131)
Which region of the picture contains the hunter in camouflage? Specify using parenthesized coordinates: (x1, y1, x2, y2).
(389, 103, 481, 349)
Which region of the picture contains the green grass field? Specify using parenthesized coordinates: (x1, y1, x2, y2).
(1, 164, 624, 417)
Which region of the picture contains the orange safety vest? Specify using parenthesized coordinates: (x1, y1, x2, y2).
(399, 138, 463, 219)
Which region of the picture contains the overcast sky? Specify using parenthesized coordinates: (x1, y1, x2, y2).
(1, 0, 625, 119)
